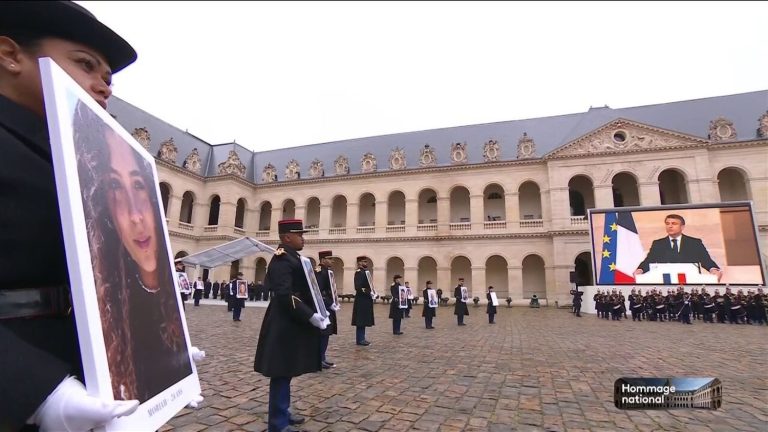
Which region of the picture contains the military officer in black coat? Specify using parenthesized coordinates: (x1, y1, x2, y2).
(422, 281, 437, 329)
(254, 219, 326, 432)
(351, 256, 375, 345)
(316, 250, 339, 368)
(389, 275, 405, 334)
(454, 277, 469, 325)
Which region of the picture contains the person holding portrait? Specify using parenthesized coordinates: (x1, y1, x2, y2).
(253, 219, 325, 432)
(422, 280, 437, 329)
(634, 214, 722, 281)
(351, 256, 375, 346)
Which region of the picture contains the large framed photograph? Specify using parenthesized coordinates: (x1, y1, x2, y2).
(328, 270, 340, 309)
(461, 286, 469, 303)
(177, 272, 191, 295)
(365, 270, 378, 299)
(490, 291, 499, 306)
(236, 280, 248, 299)
(427, 289, 438, 308)
(406, 286, 413, 300)
(589, 202, 765, 285)
(398, 286, 408, 309)
(300, 256, 331, 324)
(40, 58, 200, 431)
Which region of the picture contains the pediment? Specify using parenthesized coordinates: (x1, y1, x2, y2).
(546, 118, 710, 158)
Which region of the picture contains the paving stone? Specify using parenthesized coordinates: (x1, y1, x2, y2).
(159, 302, 768, 431)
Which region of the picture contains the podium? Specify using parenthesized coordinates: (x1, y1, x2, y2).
(635, 263, 718, 284)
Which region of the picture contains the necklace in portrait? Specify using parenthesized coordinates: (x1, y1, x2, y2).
(137, 275, 160, 293)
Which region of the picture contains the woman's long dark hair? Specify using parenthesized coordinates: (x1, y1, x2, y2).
(72, 100, 185, 400)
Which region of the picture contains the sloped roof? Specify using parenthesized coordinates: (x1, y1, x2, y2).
(178, 237, 275, 269)
(108, 90, 768, 184)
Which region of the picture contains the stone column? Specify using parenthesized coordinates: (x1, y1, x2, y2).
(437, 197, 450, 235)
(639, 181, 661, 206)
(375, 200, 388, 233)
(405, 198, 418, 235)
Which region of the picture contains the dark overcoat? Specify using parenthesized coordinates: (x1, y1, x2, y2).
(486, 292, 497, 315)
(254, 245, 321, 377)
(389, 283, 404, 319)
(351, 268, 375, 327)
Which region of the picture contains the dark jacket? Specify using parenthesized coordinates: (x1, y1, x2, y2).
(254, 245, 321, 377)
(637, 234, 719, 273)
(454, 285, 469, 316)
(351, 267, 375, 327)
(315, 265, 338, 335)
(1, 95, 83, 430)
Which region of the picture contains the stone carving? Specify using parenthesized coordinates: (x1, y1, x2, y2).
(131, 127, 150, 150)
(601, 169, 614, 185)
(647, 165, 661, 181)
(552, 120, 707, 157)
(217, 150, 246, 177)
(708, 117, 737, 141)
(450, 142, 467, 164)
(262, 163, 277, 183)
(389, 147, 407, 170)
(517, 133, 535, 159)
(309, 158, 324, 178)
(361, 152, 377, 173)
(482, 139, 500, 162)
(419, 144, 437, 167)
(285, 159, 300, 180)
(157, 137, 177, 164)
(334, 155, 349, 175)
(757, 111, 768, 138)
(183, 148, 202, 174)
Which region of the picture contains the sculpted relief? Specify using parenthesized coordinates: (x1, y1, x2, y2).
(334, 155, 349, 175)
(483, 139, 500, 162)
(309, 158, 325, 178)
(708, 117, 737, 142)
(759, 111, 768, 138)
(450, 142, 467, 164)
(517, 133, 535, 159)
(262, 163, 277, 183)
(285, 159, 300, 180)
(217, 150, 246, 177)
(361, 152, 377, 173)
(183, 148, 202, 174)
(389, 147, 406, 170)
(131, 127, 151, 150)
(157, 138, 177, 164)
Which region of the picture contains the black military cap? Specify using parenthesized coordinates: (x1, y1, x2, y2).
(278, 219, 308, 234)
(1, 1, 137, 72)
(318, 250, 333, 260)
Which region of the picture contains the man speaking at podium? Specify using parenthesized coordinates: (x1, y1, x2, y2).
(634, 214, 722, 281)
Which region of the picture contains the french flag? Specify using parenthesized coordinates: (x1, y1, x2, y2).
(662, 273, 688, 284)
(598, 211, 645, 284)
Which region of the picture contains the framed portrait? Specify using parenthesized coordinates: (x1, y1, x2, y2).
(40, 58, 200, 431)
(398, 286, 408, 309)
(236, 280, 248, 299)
(328, 270, 340, 309)
(406, 287, 413, 300)
(300, 256, 331, 325)
(490, 291, 499, 306)
(177, 272, 191, 295)
(365, 270, 378, 299)
(461, 286, 469, 303)
(427, 289, 438, 308)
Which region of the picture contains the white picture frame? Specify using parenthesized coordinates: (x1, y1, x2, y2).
(427, 289, 438, 308)
(461, 286, 469, 303)
(490, 291, 499, 306)
(300, 256, 331, 324)
(40, 57, 200, 431)
(328, 269, 340, 310)
(398, 286, 408, 309)
(406, 286, 413, 300)
(177, 272, 191, 295)
(365, 270, 378, 299)
(236, 280, 248, 299)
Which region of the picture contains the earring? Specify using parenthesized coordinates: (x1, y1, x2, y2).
(8, 64, 15, 69)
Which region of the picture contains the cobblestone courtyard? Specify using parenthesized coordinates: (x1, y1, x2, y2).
(161, 300, 767, 432)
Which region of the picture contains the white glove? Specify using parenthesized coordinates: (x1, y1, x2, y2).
(32, 376, 139, 432)
(190, 346, 206, 363)
(309, 313, 328, 330)
(331, 303, 341, 312)
(186, 394, 204, 409)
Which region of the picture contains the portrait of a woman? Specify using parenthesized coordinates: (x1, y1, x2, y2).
(72, 100, 192, 403)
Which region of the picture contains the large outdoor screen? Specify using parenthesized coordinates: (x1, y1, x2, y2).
(589, 202, 765, 286)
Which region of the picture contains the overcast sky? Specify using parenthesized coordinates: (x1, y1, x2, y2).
(77, 1, 767, 152)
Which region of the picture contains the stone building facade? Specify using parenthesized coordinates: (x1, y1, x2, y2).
(108, 91, 768, 305)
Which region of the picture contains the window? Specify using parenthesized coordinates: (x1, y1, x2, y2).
(487, 192, 502, 200)
(426, 195, 437, 203)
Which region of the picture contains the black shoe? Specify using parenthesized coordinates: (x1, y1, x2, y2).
(356, 341, 371, 346)
(394, 331, 404, 335)
(288, 412, 306, 425)
(458, 323, 467, 326)
(324, 360, 335, 367)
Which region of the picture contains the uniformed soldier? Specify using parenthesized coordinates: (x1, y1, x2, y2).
(422, 280, 437, 329)
(254, 219, 325, 432)
(454, 277, 469, 325)
(351, 256, 375, 345)
(389, 275, 405, 334)
(315, 250, 339, 368)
